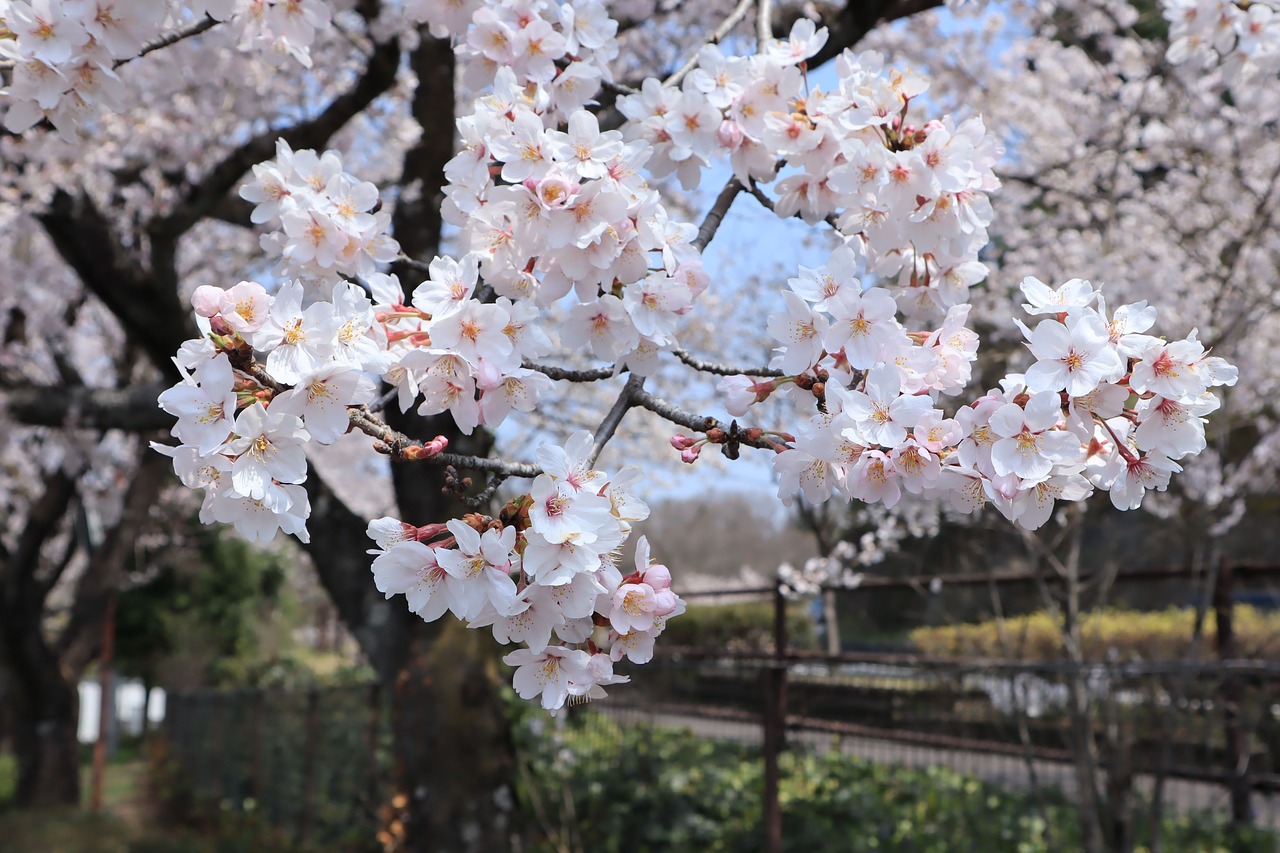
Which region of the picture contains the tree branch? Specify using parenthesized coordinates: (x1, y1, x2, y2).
(58, 448, 170, 673)
(114, 15, 219, 69)
(630, 386, 781, 453)
(523, 360, 617, 382)
(2, 383, 173, 431)
(695, 176, 745, 250)
(155, 37, 402, 241)
(756, 0, 774, 52)
(9, 469, 79, 593)
(37, 191, 192, 373)
(348, 408, 541, 478)
(673, 348, 783, 377)
(663, 0, 756, 87)
(807, 0, 944, 69)
(588, 374, 643, 467)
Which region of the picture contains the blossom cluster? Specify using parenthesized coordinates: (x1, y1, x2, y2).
(153, 275, 392, 542)
(1, 0, 168, 136)
(0, 0, 330, 138)
(726, 266, 1237, 530)
(368, 432, 685, 712)
(618, 27, 1003, 311)
(441, 72, 706, 374)
(1163, 0, 1280, 80)
(240, 140, 400, 288)
(130, 0, 1246, 715)
(185, 0, 331, 68)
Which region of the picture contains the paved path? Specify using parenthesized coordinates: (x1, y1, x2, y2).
(601, 705, 1280, 831)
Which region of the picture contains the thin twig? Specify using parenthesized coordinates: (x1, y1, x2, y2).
(433, 451, 540, 478)
(601, 79, 639, 97)
(663, 0, 755, 88)
(746, 178, 841, 231)
(629, 386, 781, 452)
(673, 348, 783, 377)
(115, 16, 219, 69)
(588, 374, 644, 467)
(524, 360, 618, 382)
(347, 408, 542, 477)
(367, 385, 401, 413)
(458, 473, 511, 508)
(395, 253, 434, 274)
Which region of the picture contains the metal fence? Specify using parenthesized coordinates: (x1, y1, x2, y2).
(157, 557, 1280, 852)
(159, 655, 1280, 850)
(161, 683, 388, 849)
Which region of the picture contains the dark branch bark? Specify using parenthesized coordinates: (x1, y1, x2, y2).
(302, 469, 412, 676)
(3, 383, 173, 431)
(155, 37, 402, 241)
(808, 0, 945, 69)
(36, 191, 193, 373)
(0, 467, 81, 808)
(58, 448, 170, 673)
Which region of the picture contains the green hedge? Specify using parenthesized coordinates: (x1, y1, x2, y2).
(657, 600, 817, 652)
(514, 710, 1278, 853)
(911, 606, 1280, 661)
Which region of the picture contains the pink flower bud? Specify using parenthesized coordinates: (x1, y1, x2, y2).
(642, 564, 672, 590)
(670, 434, 697, 450)
(191, 285, 226, 318)
(716, 119, 745, 150)
(652, 588, 679, 617)
(680, 445, 702, 464)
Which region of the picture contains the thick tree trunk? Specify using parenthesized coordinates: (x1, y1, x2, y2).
(9, 665, 81, 808)
(394, 620, 518, 852)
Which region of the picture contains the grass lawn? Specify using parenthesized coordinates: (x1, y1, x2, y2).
(1, 748, 323, 853)
(0, 750, 144, 853)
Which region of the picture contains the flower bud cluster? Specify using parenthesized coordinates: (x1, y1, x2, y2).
(751, 270, 1237, 529)
(617, 23, 1003, 309)
(1, 0, 167, 137)
(239, 140, 400, 288)
(368, 432, 684, 712)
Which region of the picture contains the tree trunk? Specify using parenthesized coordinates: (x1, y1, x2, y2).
(303, 465, 519, 853)
(7, 648, 81, 808)
(395, 620, 517, 852)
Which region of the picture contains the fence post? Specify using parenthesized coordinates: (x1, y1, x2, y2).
(90, 589, 117, 812)
(762, 580, 789, 853)
(299, 688, 320, 843)
(251, 690, 266, 803)
(367, 682, 382, 816)
(1214, 559, 1252, 826)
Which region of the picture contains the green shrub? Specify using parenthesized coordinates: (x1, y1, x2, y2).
(657, 600, 817, 653)
(513, 710, 1279, 853)
(911, 606, 1280, 661)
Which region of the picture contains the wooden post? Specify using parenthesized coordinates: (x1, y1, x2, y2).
(1214, 559, 1252, 827)
(251, 690, 266, 802)
(89, 591, 116, 812)
(762, 581, 789, 853)
(366, 682, 382, 815)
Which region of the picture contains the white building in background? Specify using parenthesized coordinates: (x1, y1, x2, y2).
(77, 678, 166, 743)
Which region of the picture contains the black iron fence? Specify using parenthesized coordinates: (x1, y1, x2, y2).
(154, 563, 1280, 851)
(160, 683, 389, 849)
